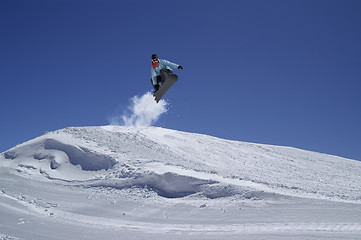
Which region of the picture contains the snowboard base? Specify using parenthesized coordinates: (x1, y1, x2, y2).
(153, 74, 178, 103)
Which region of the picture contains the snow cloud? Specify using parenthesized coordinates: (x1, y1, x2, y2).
(109, 92, 168, 126)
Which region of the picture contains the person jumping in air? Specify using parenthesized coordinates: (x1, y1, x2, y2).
(151, 54, 183, 93)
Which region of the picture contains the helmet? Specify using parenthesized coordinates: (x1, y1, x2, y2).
(151, 54, 158, 60)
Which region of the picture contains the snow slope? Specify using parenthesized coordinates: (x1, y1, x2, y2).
(1, 126, 361, 240)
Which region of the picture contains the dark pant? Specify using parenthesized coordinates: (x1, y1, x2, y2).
(151, 69, 174, 91)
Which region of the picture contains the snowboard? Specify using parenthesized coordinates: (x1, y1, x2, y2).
(153, 74, 178, 103)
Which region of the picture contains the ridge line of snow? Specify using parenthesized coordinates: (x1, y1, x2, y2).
(144, 162, 361, 204)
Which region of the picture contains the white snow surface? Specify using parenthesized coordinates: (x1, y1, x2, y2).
(1, 126, 361, 240)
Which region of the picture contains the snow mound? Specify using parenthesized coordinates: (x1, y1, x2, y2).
(1, 126, 361, 239)
(43, 139, 116, 171)
(2, 132, 118, 181)
(4, 138, 116, 172)
(1, 126, 361, 202)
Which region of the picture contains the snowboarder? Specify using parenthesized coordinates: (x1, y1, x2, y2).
(151, 54, 183, 93)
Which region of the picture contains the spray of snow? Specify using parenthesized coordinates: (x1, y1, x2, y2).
(109, 92, 168, 126)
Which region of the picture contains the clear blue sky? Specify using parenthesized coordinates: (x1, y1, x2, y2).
(1, 0, 361, 161)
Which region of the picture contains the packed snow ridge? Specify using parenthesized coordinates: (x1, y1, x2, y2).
(2, 126, 361, 202)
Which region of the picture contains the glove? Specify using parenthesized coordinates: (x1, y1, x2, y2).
(178, 65, 183, 70)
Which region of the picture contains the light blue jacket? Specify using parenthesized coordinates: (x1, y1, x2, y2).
(151, 59, 180, 85)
